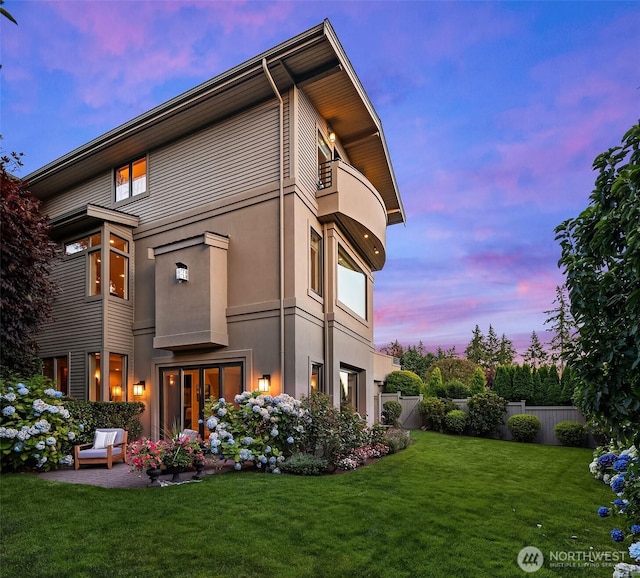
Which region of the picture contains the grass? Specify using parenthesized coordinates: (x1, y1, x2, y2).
(0, 431, 617, 577)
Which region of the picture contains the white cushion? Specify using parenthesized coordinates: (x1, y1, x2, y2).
(93, 430, 118, 449)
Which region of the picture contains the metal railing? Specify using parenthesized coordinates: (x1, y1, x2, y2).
(317, 161, 333, 190)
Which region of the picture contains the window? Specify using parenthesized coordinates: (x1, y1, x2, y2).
(115, 157, 147, 202)
(340, 368, 358, 411)
(109, 353, 127, 402)
(89, 353, 101, 401)
(337, 245, 367, 319)
(310, 229, 323, 295)
(64, 233, 101, 256)
(43, 356, 69, 396)
(311, 363, 323, 393)
(317, 130, 331, 188)
(108, 234, 129, 299)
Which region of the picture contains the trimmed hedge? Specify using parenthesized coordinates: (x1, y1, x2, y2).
(65, 400, 145, 444)
(384, 370, 423, 396)
(467, 391, 508, 437)
(507, 414, 541, 443)
(382, 400, 403, 427)
(444, 409, 468, 435)
(554, 420, 586, 447)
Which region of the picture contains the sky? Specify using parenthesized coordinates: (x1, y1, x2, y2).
(2, 1, 639, 357)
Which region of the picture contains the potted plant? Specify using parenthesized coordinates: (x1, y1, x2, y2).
(126, 438, 168, 486)
(163, 434, 205, 482)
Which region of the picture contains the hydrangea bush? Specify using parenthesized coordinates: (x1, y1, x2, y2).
(204, 391, 310, 473)
(591, 444, 640, 576)
(0, 375, 81, 471)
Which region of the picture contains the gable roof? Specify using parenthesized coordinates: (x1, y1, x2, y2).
(26, 19, 405, 226)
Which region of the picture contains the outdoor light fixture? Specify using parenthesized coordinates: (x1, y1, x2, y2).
(133, 381, 146, 397)
(258, 374, 271, 392)
(112, 385, 122, 397)
(175, 262, 189, 283)
(329, 131, 336, 144)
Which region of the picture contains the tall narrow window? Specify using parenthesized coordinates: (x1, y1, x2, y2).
(109, 353, 126, 402)
(89, 353, 101, 401)
(337, 245, 367, 319)
(317, 130, 331, 189)
(88, 234, 103, 296)
(115, 157, 147, 202)
(42, 356, 69, 396)
(311, 363, 323, 393)
(109, 234, 129, 299)
(310, 229, 323, 295)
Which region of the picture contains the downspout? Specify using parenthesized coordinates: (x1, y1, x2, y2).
(262, 58, 285, 392)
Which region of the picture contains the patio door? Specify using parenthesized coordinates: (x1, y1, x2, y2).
(160, 363, 243, 439)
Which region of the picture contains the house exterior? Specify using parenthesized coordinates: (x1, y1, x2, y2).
(28, 20, 405, 439)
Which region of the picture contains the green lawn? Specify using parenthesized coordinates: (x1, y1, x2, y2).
(0, 431, 617, 577)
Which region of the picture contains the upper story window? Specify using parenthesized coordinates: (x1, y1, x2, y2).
(115, 157, 147, 202)
(337, 245, 367, 319)
(109, 234, 129, 299)
(310, 228, 323, 296)
(64, 233, 101, 256)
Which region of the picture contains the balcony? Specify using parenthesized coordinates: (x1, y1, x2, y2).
(317, 160, 387, 270)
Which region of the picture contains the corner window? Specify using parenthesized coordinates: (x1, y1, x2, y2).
(115, 157, 147, 202)
(310, 229, 323, 296)
(42, 356, 69, 396)
(337, 245, 367, 319)
(109, 234, 129, 299)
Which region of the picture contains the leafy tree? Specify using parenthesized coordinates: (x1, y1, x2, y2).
(384, 370, 423, 397)
(522, 331, 548, 369)
(497, 333, 516, 366)
(464, 325, 486, 365)
(0, 151, 58, 378)
(427, 357, 478, 388)
(555, 121, 640, 443)
(544, 285, 575, 371)
(378, 340, 404, 359)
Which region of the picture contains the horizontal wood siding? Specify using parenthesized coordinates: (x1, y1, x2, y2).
(43, 173, 111, 220)
(297, 90, 319, 196)
(139, 103, 280, 223)
(105, 300, 134, 354)
(283, 91, 290, 180)
(69, 351, 87, 400)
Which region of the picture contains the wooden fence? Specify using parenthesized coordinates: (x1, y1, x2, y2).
(377, 393, 593, 447)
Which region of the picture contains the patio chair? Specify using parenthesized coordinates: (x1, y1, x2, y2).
(74, 428, 128, 470)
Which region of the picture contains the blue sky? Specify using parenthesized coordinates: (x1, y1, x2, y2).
(2, 1, 639, 356)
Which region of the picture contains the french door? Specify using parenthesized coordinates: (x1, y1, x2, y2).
(159, 363, 243, 439)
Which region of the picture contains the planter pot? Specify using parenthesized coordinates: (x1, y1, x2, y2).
(192, 460, 205, 480)
(146, 467, 162, 487)
(164, 465, 186, 482)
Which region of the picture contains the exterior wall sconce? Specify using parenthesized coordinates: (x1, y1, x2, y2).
(111, 385, 122, 397)
(329, 131, 336, 144)
(133, 380, 146, 396)
(258, 374, 271, 392)
(176, 262, 189, 283)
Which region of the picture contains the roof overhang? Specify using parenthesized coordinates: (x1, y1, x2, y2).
(26, 19, 405, 226)
(49, 204, 140, 242)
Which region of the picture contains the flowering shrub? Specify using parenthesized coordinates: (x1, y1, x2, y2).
(0, 375, 81, 471)
(127, 438, 169, 473)
(163, 434, 205, 468)
(204, 391, 309, 473)
(592, 444, 639, 577)
(336, 443, 390, 470)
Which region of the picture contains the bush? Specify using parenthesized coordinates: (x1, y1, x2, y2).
(445, 380, 470, 399)
(382, 400, 402, 427)
(0, 375, 81, 471)
(554, 421, 586, 447)
(507, 414, 541, 443)
(281, 453, 328, 476)
(384, 370, 423, 396)
(467, 391, 508, 437)
(418, 396, 447, 432)
(66, 400, 144, 444)
(383, 428, 412, 454)
(444, 409, 468, 435)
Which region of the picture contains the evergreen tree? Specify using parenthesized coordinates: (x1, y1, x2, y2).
(379, 340, 404, 359)
(544, 285, 575, 372)
(401, 341, 434, 380)
(492, 365, 512, 399)
(427, 366, 444, 396)
(464, 325, 486, 366)
(530, 368, 544, 405)
(512, 364, 533, 402)
(522, 331, 549, 368)
(560, 365, 576, 405)
(485, 325, 500, 368)
(497, 333, 516, 366)
(469, 367, 487, 395)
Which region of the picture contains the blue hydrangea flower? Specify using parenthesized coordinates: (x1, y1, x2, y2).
(206, 417, 218, 430)
(629, 542, 640, 562)
(631, 525, 640, 535)
(46, 436, 56, 446)
(270, 428, 278, 437)
(272, 467, 281, 474)
(611, 529, 625, 542)
(613, 456, 631, 471)
(17, 384, 29, 395)
(597, 507, 610, 517)
(67, 431, 75, 441)
(79, 424, 85, 431)
(611, 474, 626, 493)
(234, 462, 242, 471)
(265, 445, 272, 454)
(286, 436, 294, 444)
(217, 407, 227, 417)
(2, 406, 16, 416)
(36, 441, 45, 450)
(3, 393, 16, 402)
(598, 453, 617, 467)
(218, 397, 225, 403)
(268, 456, 276, 465)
